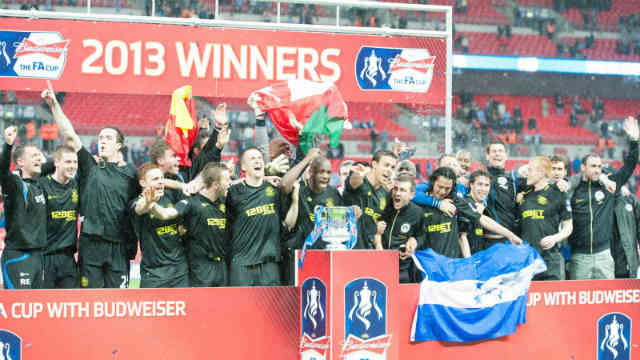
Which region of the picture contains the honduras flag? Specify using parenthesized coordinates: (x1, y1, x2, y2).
(410, 243, 546, 342)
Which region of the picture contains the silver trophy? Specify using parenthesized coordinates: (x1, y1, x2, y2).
(318, 206, 355, 250)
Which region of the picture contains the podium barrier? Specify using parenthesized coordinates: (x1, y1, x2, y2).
(0, 250, 638, 360)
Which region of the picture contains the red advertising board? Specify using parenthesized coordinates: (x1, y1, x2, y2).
(0, 18, 447, 105)
(0, 251, 638, 360)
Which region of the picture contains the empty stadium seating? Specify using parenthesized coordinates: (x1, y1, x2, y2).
(61, 93, 169, 136)
(456, 32, 557, 58)
(561, 37, 640, 61)
(563, 0, 640, 31)
(463, 93, 600, 145)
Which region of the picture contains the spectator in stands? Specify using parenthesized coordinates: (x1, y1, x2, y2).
(532, 131, 542, 156)
(585, 33, 595, 49)
(513, 115, 524, 135)
(528, 117, 537, 131)
(461, 36, 469, 53)
(546, 21, 555, 40)
(570, 110, 578, 127)
(600, 120, 610, 138)
(572, 96, 584, 115)
(555, 94, 564, 115)
(557, 42, 565, 57)
(370, 127, 379, 153)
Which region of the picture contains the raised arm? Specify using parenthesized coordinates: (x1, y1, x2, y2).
(613, 116, 640, 188)
(42, 81, 82, 151)
(280, 148, 320, 195)
(283, 181, 300, 231)
(1, 127, 17, 183)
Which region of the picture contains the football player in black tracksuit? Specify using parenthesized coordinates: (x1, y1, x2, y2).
(374, 174, 424, 283)
(41, 145, 80, 289)
(150, 105, 229, 202)
(280, 150, 356, 284)
(0, 126, 47, 289)
(519, 157, 573, 281)
(458, 170, 492, 255)
(150, 162, 231, 287)
(344, 150, 398, 249)
(484, 140, 527, 248)
(226, 147, 284, 286)
(130, 163, 189, 288)
(45, 86, 139, 289)
(568, 116, 639, 280)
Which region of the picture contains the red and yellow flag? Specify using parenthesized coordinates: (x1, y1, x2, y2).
(164, 85, 198, 167)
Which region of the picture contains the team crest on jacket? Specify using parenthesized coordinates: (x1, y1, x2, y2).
(355, 46, 435, 93)
(0, 329, 22, 360)
(343, 278, 391, 360)
(0, 31, 69, 79)
(379, 198, 386, 211)
(400, 223, 411, 233)
(300, 278, 329, 360)
(537, 195, 548, 205)
(597, 313, 631, 360)
(265, 186, 275, 197)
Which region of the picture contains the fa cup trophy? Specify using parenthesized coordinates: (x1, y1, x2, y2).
(318, 206, 357, 250)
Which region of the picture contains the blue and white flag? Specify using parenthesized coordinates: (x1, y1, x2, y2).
(410, 243, 546, 343)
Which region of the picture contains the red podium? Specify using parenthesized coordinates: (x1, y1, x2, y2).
(298, 250, 399, 360)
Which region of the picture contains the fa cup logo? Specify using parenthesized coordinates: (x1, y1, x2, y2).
(598, 313, 631, 360)
(304, 281, 325, 331)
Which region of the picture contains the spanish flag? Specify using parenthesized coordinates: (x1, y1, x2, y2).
(165, 85, 198, 167)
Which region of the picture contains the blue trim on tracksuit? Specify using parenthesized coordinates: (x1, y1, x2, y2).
(2, 253, 30, 289)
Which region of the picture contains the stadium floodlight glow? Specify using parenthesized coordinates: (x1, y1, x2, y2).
(517, 57, 539, 72)
(453, 54, 640, 76)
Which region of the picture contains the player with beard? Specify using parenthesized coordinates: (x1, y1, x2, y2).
(43, 84, 139, 289)
(373, 175, 423, 283)
(423, 167, 521, 258)
(149, 162, 231, 287)
(569, 117, 639, 280)
(226, 147, 283, 286)
(130, 163, 188, 288)
(519, 157, 573, 280)
(344, 150, 397, 249)
(41, 145, 80, 288)
(0, 126, 47, 289)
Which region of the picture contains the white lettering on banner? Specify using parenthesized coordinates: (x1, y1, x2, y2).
(0, 302, 7, 319)
(527, 289, 640, 307)
(175, 42, 341, 82)
(82, 39, 341, 82)
(82, 39, 166, 76)
(0, 301, 187, 319)
(93, 300, 187, 318)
